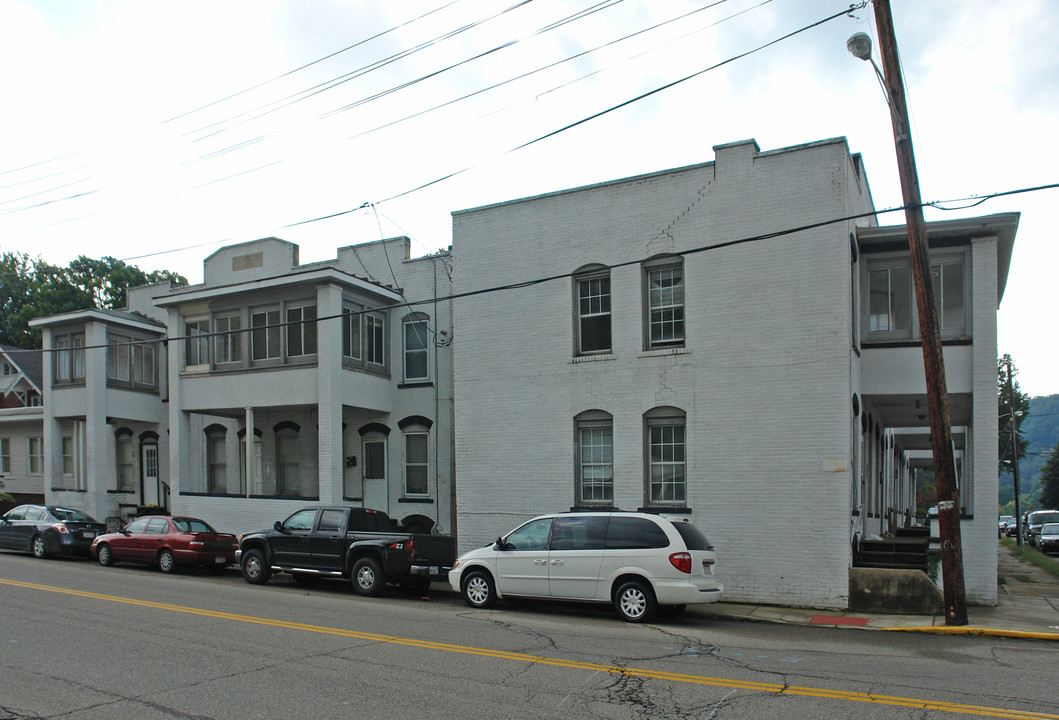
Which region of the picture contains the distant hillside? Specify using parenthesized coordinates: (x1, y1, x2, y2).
(1000, 394, 1059, 510)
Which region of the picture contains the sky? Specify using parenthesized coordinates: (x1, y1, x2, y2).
(1, 0, 1057, 395)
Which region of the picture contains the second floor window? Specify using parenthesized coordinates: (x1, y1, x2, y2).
(403, 318, 428, 381)
(576, 271, 611, 354)
(107, 336, 131, 381)
(866, 255, 967, 340)
(54, 334, 85, 382)
(286, 305, 317, 357)
(342, 306, 362, 360)
(366, 314, 385, 366)
(251, 309, 281, 361)
(646, 262, 685, 348)
(215, 314, 242, 364)
(185, 320, 209, 367)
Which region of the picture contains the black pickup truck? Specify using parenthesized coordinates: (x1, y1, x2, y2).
(237, 507, 456, 597)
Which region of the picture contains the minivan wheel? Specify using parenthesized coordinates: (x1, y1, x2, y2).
(462, 569, 496, 609)
(614, 580, 657, 623)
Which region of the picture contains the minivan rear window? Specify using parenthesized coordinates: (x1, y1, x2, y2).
(606, 517, 669, 549)
(672, 522, 713, 551)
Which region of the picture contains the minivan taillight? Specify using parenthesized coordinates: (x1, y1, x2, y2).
(669, 552, 692, 574)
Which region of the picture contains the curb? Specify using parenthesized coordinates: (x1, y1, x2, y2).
(880, 626, 1059, 641)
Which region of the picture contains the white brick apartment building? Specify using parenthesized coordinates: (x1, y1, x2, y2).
(451, 138, 1016, 609)
(31, 237, 455, 535)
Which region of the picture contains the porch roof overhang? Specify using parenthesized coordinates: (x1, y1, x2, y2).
(152, 267, 404, 308)
(855, 212, 1019, 303)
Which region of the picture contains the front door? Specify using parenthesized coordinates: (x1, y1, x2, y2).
(141, 445, 160, 508)
(494, 518, 553, 597)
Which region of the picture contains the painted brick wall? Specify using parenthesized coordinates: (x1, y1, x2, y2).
(453, 139, 866, 609)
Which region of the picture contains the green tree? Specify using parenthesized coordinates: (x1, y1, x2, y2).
(1040, 444, 1059, 509)
(998, 354, 1031, 473)
(0, 252, 187, 347)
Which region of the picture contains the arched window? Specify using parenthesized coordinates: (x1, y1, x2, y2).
(274, 422, 301, 495)
(644, 406, 686, 505)
(399, 416, 433, 497)
(575, 410, 613, 506)
(114, 428, 135, 492)
(204, 424, 227, 494)
(643, 255, 685, 350)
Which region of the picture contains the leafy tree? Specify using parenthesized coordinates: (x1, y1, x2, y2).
(1040, 444, 1059, 509)
(998, 354, 1031, 473)
(0, 251, 187, 348)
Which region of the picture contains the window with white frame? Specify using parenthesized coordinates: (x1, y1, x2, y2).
(404, 431, 429, 495)
(206, 426, 227, 493)
(365, 313, 385, 366)
(575, 411, 613, 505)
(107, 335, 131, 381)
(115, 431, 134, 491)
(403, 316, 429, 381)
(131, 342, 155, 385)
(342, 305, 362, 360)
(645, 407, 686, 505)
(286, 304, 317, 357)
(214, 313, 242, 364)
(251, 309, 281, 361)
(54, 333, 85, 382)
(644, 260, 685, 349)
(575, 269, 611, 355)
(0, 438, 10, 473)
(28, 437, 43, 475)
(185, 319, 210, 367)
(866, 253, 967, 340)
(62, 436, 74, 476)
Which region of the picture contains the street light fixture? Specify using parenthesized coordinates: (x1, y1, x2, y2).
(846, 1, 968, 626)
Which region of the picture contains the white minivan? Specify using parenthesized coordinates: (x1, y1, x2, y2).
(448, 511, 722, 622)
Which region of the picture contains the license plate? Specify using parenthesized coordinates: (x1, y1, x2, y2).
(430, 566, 439, 575)
(82, 531, 96, 539)
(214, 557, 227, 564)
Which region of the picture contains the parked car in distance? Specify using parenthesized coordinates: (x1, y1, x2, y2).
(999, 515, 1015, 537)
(0, 504, 107, 558)
(449, 511, 722, 623)
(1039, 523, 1059, 557)
(91, 515, 238, 573)
(1024, 510, 1059, 548)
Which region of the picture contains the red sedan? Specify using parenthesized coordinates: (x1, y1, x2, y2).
(91, 515, 237, 573)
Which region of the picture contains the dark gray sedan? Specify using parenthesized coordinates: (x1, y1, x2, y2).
(0, 504, 107, 558)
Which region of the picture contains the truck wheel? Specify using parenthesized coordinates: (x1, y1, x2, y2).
(462, 569, 496, 609)
(241, 549, 271, 585)
(351, 557, 386, 597)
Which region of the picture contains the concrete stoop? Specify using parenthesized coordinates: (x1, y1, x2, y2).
(848, 566, 943, 615)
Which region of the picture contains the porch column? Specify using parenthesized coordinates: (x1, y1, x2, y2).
(83, 321, 109, 520)
(317, 283, 344, 503)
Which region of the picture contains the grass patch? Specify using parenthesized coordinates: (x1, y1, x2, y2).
(1000, 537, 1059, 580)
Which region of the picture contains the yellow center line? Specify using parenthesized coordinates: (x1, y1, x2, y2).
(3, 578, 1056, 720)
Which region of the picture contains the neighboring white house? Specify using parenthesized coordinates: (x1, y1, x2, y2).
(450, 137, 1015, 609)
(31, 236, 455, 535)
(0, 344, 45, 508)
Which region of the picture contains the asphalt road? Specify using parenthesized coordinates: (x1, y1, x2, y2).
(1, 551, 1057, 720)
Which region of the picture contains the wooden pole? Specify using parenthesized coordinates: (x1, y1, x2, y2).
(872, 0, 967, 625)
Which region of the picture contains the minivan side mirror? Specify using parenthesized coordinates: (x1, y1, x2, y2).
(495, 536, 510, 551)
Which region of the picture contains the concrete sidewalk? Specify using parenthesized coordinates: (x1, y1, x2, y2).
(698, 543, 1059, 640)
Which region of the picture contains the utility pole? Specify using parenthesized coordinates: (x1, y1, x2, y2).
(872, 0, 967, 625)
(1006, 356, 1024, 547)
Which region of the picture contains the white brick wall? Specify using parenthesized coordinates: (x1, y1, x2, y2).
(453, 139, 865, 609)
